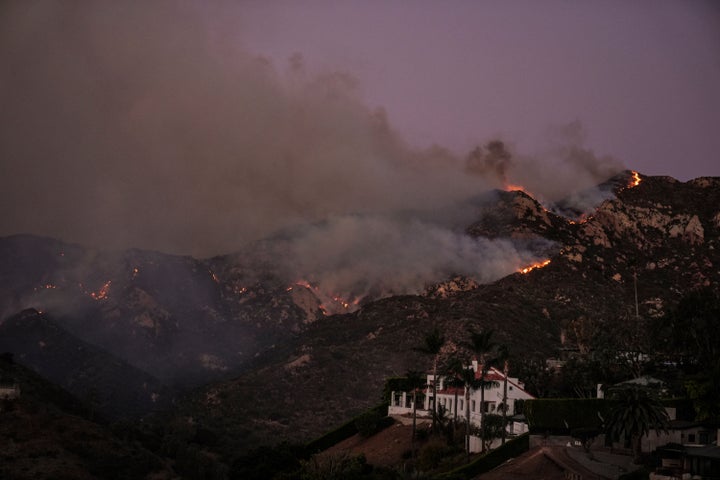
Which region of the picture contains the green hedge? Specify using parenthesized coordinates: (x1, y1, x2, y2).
(525, 397, 696, 435)
(305, 403, 390, 454)
(437, 433, 530, 479)
(525, 399, 611, 434)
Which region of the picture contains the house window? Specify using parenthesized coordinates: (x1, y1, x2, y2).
(699, 432, 709, 444)
(471, 400, 476, 412)
(509, 386, 513, 391)
(459, 400, 464, 411)
(688, 433, 696, 443)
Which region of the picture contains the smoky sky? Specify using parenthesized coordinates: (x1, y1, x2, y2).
(237, 0, 720, 181)
(1, 0, 696, 261)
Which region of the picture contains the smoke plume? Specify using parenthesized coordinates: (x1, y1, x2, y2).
(0, 2, 624, 300)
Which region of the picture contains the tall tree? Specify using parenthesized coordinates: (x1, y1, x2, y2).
(457, 365, 479, 461)
(444, 356, 466, 428)
(401, 370, 426, 459)
(652, 288, 720, 419)
(655, 287, 720, 372)
(415, 327, 445, 433)
(606, 385, 670, 464)
(465, 328, 497, 452)
(495, 345, 510, 445)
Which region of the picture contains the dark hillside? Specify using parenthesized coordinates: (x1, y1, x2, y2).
(0, 353, 173, 480)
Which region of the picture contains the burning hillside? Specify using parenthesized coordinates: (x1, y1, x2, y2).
(176, 173, 720, 454)
(1, 172, 719, 451)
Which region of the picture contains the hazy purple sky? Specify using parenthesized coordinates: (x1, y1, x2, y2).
(1, 1, 719, 256)
(236, 0, 720, 180)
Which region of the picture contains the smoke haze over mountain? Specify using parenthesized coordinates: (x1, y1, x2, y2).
(0, 1, 633, 261)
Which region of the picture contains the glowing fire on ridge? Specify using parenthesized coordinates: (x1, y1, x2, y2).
(628, 171, 641, 188)
(518, 259, 551, 274)
(504, 184, 527, 193)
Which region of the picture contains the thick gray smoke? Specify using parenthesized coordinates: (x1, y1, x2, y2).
(0, 2, 623, 300)
(250, 214, 553, 307)
(506, 121, 625, 203)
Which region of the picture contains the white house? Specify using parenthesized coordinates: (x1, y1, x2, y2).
(389, 361, 534, 430)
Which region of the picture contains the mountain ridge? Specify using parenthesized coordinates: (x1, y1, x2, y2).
(1, 171, 719, 455)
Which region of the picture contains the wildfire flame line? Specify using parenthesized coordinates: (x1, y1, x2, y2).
(628, 170, 641, 188)
(293, 280, 360, 314)
(518, 259, 551, 274)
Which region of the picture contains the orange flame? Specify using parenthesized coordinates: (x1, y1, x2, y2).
(518, 259, 551, 274)
(628, 171, 641, 188)
(505, 184, 528, 193)
(209, 270, 220, 284)
(568, 213, 590, 225)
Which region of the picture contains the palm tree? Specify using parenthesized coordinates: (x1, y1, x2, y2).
(495, 345, 510, 445)
(465, 328, 497, 452)
(606, 385, 670, 464)
(404, 369, 425, 457)
(457, 365, 480, 460)
(415, 327, 445, 433)
(444, 356, 466, 427)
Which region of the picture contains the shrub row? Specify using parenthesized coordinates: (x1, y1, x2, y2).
(524, 398, 610, 434)
(305, 403, 390, 454)
(525, 397, 695, 435)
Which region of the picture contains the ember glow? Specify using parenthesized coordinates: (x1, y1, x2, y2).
(294, 279, 360, 315)
(89, 281, 112, 300)
(518, 259, 551, 274)
(505, 184, 529, 194)
(628, 171, 641, 188)
(568, 214, 590, 225)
